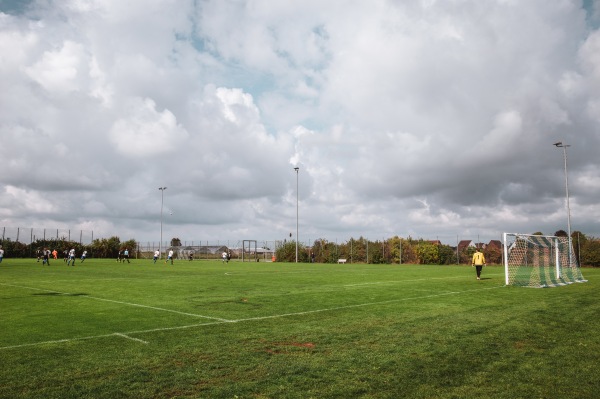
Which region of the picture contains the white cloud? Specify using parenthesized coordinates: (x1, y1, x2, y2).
(25, 40, 87, 93)
(109, 97, 189, 156)
(5, 186, 55, 214)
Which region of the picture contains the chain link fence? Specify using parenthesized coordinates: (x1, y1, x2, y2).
(1, 227, 95, 245)
(135, 240, 279, 261)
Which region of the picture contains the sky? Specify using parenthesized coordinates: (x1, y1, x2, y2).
(1, 0, 600, 246)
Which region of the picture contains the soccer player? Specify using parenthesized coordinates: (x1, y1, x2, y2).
(165, 249, 174, 265)
(472, 247, 486, 280)
(123, 248, 131, 263)
(42, 248, 51, 266)
(67, 248, 76, 266)
(0, 245, 4, 264)
(81, 250, 88, 262)
(52, 249, 58, 259)
(222, 251, 228, 263)
(153, 249, 160, 264)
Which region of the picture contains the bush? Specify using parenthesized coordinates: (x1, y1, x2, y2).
(275, 241, 309, 262)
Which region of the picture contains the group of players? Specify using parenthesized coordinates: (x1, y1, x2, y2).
(152, 249, 175, 264)
(25, 247, 186, 266)
(36, 248, 86, 266)
(116, 248, 132, 263)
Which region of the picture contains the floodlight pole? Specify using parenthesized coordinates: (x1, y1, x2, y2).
(553, 142, 572, 266)
(294, 167, 299, 263)
(159, 187, 167, 258)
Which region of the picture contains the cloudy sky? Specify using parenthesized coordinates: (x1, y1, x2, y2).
(1, 0, 600, 246)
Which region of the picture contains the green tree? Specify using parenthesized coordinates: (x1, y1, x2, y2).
(388, 236, 402, 264)
(571, 231, 587, 265)
(275, 241, 309, 262)
(89, 236, 121, 258)
(401, 237, 419, 264)
(0, 239, 28, 258)
(483, 245, 502, 265)
(366, 240, 384, 264)
(416, 241, 439, 264)
(310, 239, 341, 263)
(311, 239, 326, 263)
(350, 237, 368, 263)
(580, 237, 600, 267)
(460, 246, 477, 264)
(438, 244, 457, 265)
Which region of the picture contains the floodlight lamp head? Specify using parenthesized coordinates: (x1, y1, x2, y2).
(294, 167, 299, 171)
(553, 142, 562, 147)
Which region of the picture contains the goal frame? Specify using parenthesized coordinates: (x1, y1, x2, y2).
(242, 240, 257, 262)
(503, 232, 587, 287)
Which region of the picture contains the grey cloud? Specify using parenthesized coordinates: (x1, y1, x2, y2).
(1, 1, 599, 244)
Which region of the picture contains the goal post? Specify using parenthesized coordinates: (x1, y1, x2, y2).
(242, 240, 257, 262)
(503, 233, 587, 287)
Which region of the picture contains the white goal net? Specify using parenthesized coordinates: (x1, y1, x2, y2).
(503, 233, 587, 288)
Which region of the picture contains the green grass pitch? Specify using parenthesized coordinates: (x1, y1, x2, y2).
(1, 258, 599, 398)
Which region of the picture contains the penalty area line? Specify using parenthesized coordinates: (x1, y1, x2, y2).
(0, 282, 231, 323)
(84, 296, 232, 322)
(0, 285, 504, 351)
(233, 285, 505, 323)
(344, 273, 505, 287)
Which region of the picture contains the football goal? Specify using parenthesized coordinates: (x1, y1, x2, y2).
(242, 240, 257, 262)
(503, 233, 587, 287)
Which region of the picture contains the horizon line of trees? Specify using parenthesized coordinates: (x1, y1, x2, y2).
(0, 236, 138, 260)
(275, 230, 600, 267)
(1, 231, 599, 267)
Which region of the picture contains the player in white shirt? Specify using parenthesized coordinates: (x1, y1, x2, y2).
(0, 245, 5, 264)
(165, 249, 174, 265)
(153, 250, 160, 263)
(67, 248, 76, 266)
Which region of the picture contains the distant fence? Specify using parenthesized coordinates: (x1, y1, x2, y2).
(136, 240, 278, 261)
(1, 227, 95, 245)
(1, 227, 515, 264)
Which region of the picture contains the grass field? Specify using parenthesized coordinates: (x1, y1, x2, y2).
(1, 258, 599, 399)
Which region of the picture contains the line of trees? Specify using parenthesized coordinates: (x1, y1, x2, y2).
(275, 236, 492, 265)
(1, 236, 138, 259)
(275, 231, 600, 267)
(3, 231, 599, 267)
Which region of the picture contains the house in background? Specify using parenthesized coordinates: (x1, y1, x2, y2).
(457, 240, 476, 253)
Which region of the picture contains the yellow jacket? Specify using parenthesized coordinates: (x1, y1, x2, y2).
(472, 251, 486, 266)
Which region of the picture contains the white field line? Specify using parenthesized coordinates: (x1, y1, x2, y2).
(0, 285, 504, 351)
(1, 283, 62, 293)
(223, 269, 318, 276)
(85, 296, 232, 322)
(344, 272, 504, 287)
(113, 333, 149, 344)
(0, 283, 232, 322)
(31, 274, 214, 285)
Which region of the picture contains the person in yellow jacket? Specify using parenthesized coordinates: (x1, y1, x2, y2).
(472, 247, 486, 280)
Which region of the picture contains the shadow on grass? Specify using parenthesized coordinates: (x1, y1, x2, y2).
(32, 292, 89, 296)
